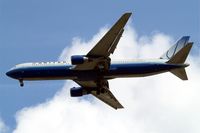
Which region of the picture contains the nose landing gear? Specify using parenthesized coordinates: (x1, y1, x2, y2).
(19, 79, 24, 87)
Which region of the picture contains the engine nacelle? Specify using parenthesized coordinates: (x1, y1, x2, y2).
(71, 55, 88, 65)
(70, 87, 89, 97)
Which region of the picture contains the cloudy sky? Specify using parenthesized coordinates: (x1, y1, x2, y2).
(0, 0, 199, 133)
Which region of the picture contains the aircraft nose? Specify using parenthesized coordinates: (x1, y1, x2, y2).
(6, 70, 14, 77)
(6, 68, 24, 79)
(6, 70, 18, 79)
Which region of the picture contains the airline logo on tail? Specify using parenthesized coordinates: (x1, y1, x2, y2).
(160, 36, 193, 80)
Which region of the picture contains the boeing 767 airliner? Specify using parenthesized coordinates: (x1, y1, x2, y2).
(6, 13, 193, 109)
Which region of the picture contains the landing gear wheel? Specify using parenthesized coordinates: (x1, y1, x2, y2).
(19, 80, 24, 87)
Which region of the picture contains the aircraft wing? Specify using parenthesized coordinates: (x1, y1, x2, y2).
(75, 80, 124, 109)
(72, 13, 131, 108)
(73, 13, 132, 70)
(87, 13, 131, 57)
(91, 89, 123, 109)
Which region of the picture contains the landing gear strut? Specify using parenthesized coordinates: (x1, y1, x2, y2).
(19, 79, 24, 87)
(96, 80, 108, 95)
(96, 87, 106, 95)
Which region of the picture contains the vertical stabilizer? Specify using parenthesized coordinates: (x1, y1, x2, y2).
(160, 36, 190, 60)
(167, 42, 193, 64)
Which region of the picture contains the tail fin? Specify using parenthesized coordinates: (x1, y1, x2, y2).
(167, 42, 193, 64)
(160, 36, 193, 80)
(160, 36, 190, 61)
(170, 68, 188, 80)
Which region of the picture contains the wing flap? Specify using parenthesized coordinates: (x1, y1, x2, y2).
(108, 29, 124, 54)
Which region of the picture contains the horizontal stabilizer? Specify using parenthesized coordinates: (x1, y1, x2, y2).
(170, 68, 188, 80)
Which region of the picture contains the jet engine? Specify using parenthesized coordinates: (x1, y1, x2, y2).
(70, 87, 89, 97)
(71, 55, 89, 65)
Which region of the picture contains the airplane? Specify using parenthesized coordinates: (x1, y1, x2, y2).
(6, 13, 193, 109)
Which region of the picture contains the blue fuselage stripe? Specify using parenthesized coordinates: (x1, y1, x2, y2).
(7, 63, 184, 80)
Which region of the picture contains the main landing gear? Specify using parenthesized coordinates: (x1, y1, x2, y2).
(96, 80, 109, 95)
(19, 79, 24, 87)
(97, 88, 106, 95)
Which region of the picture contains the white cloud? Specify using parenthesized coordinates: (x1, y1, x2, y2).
(0, 117, 9, 133)
(13, 25, 200, 133)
